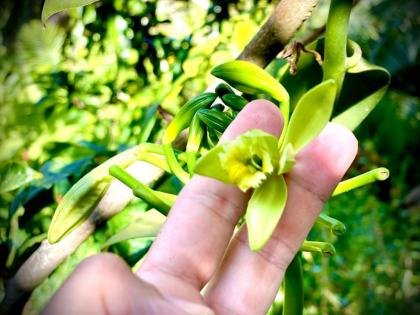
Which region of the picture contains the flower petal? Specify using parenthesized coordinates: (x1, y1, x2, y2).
(282, 80, 337, 153)
(246, 173, 287, 251)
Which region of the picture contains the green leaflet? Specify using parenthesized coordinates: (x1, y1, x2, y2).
(162, 92, 217, 144)
(281, 80, 337, 153)
(246, 173, 287, 251)
(332, 59, 390, 130)
(48, 146, 142, 243)
(42, 0, 99, 25)
(102, 210, 166, 248)
(211, 60, 289, 103)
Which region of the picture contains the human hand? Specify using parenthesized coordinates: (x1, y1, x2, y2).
(42, 100, 357, 315)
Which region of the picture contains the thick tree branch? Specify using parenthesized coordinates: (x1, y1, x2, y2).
(1, 1, 321, 313)
(238, 0, 319, 67)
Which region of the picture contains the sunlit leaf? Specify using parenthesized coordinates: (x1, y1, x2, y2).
(42, 0, 99, 25)
(282, 80, 337, 153)
(332, 60, 390, 130)
(48, 146, 143, 243)
(102, 210, 166, 248)
(246, 173, 287, 251)
(0, 162, 42, 193)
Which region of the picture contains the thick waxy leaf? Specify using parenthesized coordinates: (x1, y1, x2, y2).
(246, 173, 287, 251)
(102, 210, 166, 248)
(282, 80, 337, 153)
(332, 60, 390, 130)
(42, 0, 99, 25)
(48, 146, 142, 243)
(0, 162, 42, 193)
(211, 60, 289, 103)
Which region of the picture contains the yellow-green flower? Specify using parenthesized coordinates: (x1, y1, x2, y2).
(219, 130, 278, 191)
(195, 65, 338, 251)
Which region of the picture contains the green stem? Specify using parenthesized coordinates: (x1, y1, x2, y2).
(332, 167, 389, 196)
(109, 165, 171, 215)
(300, 241, 336, 257)
(322, 0, 352, 95)
(138, 151, 171, 173)
(163, 144, 191, 184)
(317, 213, 346, 236)
(278, 99, 290, 146)
(283, 254, 304, 315)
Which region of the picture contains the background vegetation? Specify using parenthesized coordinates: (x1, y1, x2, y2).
(0, 0, 419, 314)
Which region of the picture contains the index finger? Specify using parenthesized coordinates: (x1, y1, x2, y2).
(137, 100, 284, 300)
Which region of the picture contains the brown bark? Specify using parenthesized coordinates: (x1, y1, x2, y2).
(238, 0, 319, 67)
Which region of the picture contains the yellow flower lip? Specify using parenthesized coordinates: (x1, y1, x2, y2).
(218, 130, 278, 191)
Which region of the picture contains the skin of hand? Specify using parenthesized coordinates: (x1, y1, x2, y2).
(42, 100, 357, 315)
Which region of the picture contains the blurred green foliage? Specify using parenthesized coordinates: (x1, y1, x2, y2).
(0, 0, 418, 314)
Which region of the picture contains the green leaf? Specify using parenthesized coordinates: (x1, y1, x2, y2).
(42, 0, 99, 25)
(211, 60, 289, 103)
(0, 162, 42, 193)
(48, 146, 143, 244)
(282, 80, 337, 153)
(102, 210, 166, 248)
(332, 60, 390, 130)
(246, 173, 287, 251)
(194, 145, 230, 183)
(139, 103, 158, 143)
